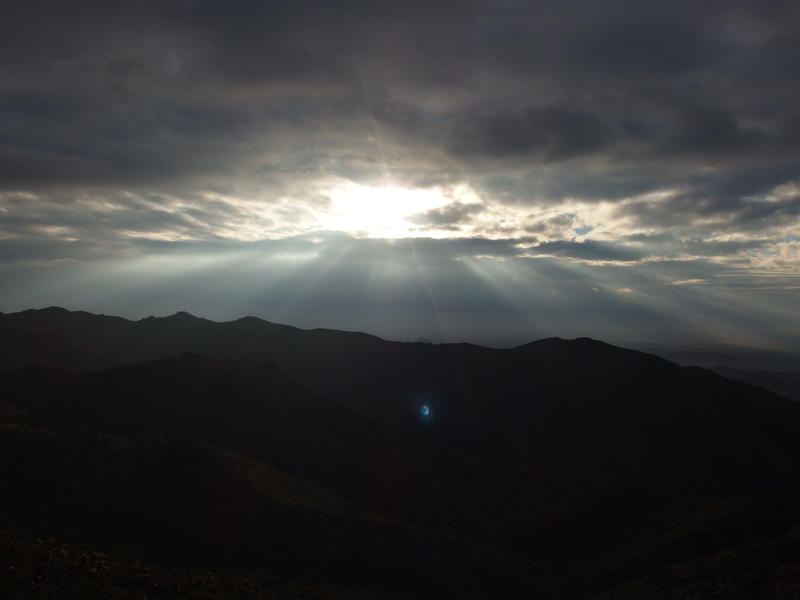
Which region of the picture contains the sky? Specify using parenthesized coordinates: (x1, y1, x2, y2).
(1, 0, 799, 349)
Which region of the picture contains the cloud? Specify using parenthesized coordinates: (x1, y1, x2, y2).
(617, 176, 800, 235)
(633, 88, 766, 156)
(1, 0, 799, 347)
(530, 240, 645, 262)
(524, 214, 577, 236)
(446, 106, 611, 161)
(409, 201, 485, 229)
(2, 233, 798, 350)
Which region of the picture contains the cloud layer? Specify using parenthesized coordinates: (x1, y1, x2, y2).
(1, 0, 799, 347)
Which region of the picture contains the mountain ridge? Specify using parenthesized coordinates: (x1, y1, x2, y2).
(3, 306, 800, 597)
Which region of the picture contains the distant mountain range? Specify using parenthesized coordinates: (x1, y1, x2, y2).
(647, 348, 800, 401)
(2, 307, 799, 598)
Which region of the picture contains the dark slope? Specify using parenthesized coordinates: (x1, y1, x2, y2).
(651, 347, 800, 401)
(0, 426, 523, 597)
(708, 364, 800, 401)
(0, 320, 110, 372)
(474, 339, 800, 505)
(4, 309, 800, 511)
(0, 354, 513, 537)
(589, 493, 800, 599)
(4, 308, 800, 597)
(0, 307, 493, 425)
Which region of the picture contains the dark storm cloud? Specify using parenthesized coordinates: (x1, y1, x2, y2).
(445, 106, 612, 162)
(632, 87, 765, 157)
(1, 0, 798, 191)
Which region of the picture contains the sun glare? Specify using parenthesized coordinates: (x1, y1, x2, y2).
(319, 181, 450, 238)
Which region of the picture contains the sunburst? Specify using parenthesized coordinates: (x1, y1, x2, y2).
(319, 181, 449, 238)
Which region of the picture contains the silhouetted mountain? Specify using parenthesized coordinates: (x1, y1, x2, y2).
(2, 307, 800, 597)
(709, 364, 800, 402)
(646, 346, 800, 401)
(0, 320, 110, 372)
(1, 354, 512, 536)
(666, 350, 747, 367)
(6, 309, 800, 506)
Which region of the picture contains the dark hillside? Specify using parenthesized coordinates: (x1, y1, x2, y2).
(0, 355, 513, 537)
(0, 425, 523, 597)
(2, 308, 800, 597)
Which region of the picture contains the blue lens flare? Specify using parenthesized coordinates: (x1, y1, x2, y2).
(411, 393, 436, 424)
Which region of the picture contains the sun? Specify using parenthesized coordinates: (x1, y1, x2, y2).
(319, 181, 450, 238)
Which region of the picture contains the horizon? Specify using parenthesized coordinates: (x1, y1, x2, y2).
(6, 304, 800, 359)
